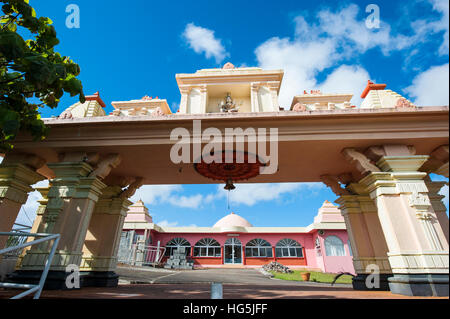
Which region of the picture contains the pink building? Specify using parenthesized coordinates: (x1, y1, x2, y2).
(120, 200, 355, 274)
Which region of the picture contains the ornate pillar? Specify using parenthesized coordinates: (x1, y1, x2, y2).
(250, 83, 260, 112)
(12, 152, 121, 289)
(336, 192, 392, 290)
(80, 176, 141, 287)
(357, 146, 449, 296)
(199, 85, 208, 114)
(0, 154, 45, 250)
(179, 86, 190, 114)
(268, 81, 281, 112)
(324, 145, 449, 296)
(425, 178, 449, 245)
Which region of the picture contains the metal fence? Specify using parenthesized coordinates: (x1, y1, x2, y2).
(3, 223, 32, 258)
(118, 241, 166, 267)
(0, 231, 60, 299)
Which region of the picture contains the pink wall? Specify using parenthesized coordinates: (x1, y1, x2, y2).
(315, 230, 355, 275)
(150, 231, 318, 268)
(122, 228, 355, 274)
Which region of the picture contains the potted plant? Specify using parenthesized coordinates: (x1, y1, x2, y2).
(301, 272, 311, 281)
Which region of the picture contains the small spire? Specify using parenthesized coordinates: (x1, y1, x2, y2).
(85, 91, 106, 108)
(361, 80, 387, 98)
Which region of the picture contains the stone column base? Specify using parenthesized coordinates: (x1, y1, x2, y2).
(6, 270, 120, 289)
(80, 271, 119, 287)
(6, 270, 75, 290)
(352, 274, 392, 291)
(388, 274, 449, 296)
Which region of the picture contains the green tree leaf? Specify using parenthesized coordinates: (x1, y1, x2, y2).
(0, 0, 84, 151)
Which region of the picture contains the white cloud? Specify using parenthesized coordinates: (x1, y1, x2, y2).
(256, 37, 339, 107)
(412, 0, 449, 56)
(167, 194, 203, 209)
(182, 23, 229, 63)
(130, 185, 182, 205)
(404, 63, 449, 106)
(432, 0, 450, 55)
(319, 65, 371, 106)
(156, 220, 197, 228)
(157, 220, 178, 227)
(215, 183, 324, 206)
(255, 5, 388, 108)
(254, 2, 450, 109)
(312, 4, 412, 55)
(131, 185, 208, 209)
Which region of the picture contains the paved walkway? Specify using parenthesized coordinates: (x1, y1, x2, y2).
(0, 267, 445, 299)
(0, 283, 443, 299)
(116, 266, 342, 286)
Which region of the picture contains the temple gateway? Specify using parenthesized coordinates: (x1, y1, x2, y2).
(0, 62, 448, 297)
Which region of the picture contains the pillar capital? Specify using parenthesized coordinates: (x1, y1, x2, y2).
(91, 185, 133, 216)
(0, 164, 45, 204)
(359, 170, 431, 199)
(0, 160, 46, 251)
(74, 177, 107, 202)
(376, 155, 429, 172)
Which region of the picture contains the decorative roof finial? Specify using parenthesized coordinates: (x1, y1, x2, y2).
(85, 91, 106, 108)
(361, 80, 387, 98)
(223, 62, 235, 69)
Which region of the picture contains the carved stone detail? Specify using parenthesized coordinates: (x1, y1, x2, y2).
(59, 109, 73, 119)
(151, 107, 166, 117)
(120, 177, 144, 199)
(408, 191, 432, 211)
(292, 103, 307, 112)
(420, 145, 449, 177)
(342, 148, 381, 175)
(395, 98, 415, 109)
(320, 175, 351, 196)
(89, 154, 121, 179)
(397, 182, 429, 194)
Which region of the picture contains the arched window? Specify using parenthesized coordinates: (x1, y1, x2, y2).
(348, 240, 353, 257)
(193, 238, 221, 257)
(164, 238, 191, 256)
(245, 239, 272, 258)
(275, 239, 303, 257)
(324, 236, 345, 256)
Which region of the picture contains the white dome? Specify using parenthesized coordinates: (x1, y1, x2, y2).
(213, 212, 253, 228)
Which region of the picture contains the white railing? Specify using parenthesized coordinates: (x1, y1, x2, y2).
(0, 231, 60, 299)
(118, 241, 166, 267)
(2, 223, 32, 258)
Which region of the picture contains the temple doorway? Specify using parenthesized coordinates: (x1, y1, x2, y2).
(224, 238, 242, 265)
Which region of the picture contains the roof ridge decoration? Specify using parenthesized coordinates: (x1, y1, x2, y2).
(290, 90, 354, 111)
(58, 91, 106, 119)
(110, 96, 172, 116)
(222, 62, 235, 69)
(85, 91, 106, 108)
(360, 80, 416, 109)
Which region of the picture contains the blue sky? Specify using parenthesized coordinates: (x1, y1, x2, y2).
(10, 0, 449, 227)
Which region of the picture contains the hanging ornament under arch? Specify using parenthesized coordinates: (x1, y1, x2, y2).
(194, 150, 266, 190)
